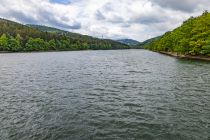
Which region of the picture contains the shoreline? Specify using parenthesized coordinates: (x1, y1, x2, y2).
(1, 49, 210, 62)
(159, 51, 210, 61)
(0, 48, 136, 54)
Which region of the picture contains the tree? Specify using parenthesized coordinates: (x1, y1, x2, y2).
(0, 18, 128, 52)
(8, 35, 21, 52)
(200, 39, 210, 55)
(202, 10, 209, 16)
(0, 34, 8, 51)
(48, 39, 56, 50)
(145, 12, 210, 56)
(25, 38, 49, 51)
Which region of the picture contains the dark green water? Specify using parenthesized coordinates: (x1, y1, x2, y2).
(0, 50, 210, 140)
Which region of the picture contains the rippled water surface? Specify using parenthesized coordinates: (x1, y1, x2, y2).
(0, 50, 210, 140)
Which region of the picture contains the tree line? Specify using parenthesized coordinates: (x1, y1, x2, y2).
(0, 18, 129, 52)
(145, 11, 210, 56)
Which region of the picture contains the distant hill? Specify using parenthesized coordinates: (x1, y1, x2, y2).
(145, 11, 210, 56)
(129, 36, 161, 49)
(27, 24, 129, 49)
(27, 24, 83, 39)
(0, 18, 129, 52)
(27, 24, 67, 33)
(117, 37, 161, 49)
(117, 39, 140, 46)
(139, 36, 161, 47)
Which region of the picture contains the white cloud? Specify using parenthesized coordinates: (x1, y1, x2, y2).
(0, 0, 210, 41)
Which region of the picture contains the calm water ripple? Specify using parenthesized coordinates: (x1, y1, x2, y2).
(0, 50, 210, 140)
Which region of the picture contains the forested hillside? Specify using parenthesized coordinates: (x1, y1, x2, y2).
(0, 18, 129, 52)
(135, 36, 161, 49)
(117, 39, 140, 46)
(145, 11, 210, 56)
(27, 24, 91, 40)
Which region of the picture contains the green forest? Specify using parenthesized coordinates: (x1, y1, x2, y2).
(145, 11, 210, 56)
(0, 18, 129, 52)
(2, 11, 210, 54)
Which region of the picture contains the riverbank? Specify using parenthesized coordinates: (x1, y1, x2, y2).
(159, 51, 210, 61)
(0, 48, 135, 54)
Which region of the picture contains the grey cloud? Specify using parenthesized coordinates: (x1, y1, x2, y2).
(6, 10, 38, 24)
(121, 23, 131, 28)
(48, 17, 81, 29)
(97, 2, 124, 23)
(95, 11, 124, 23)
(133, 16, 164, 25)
(38, 9, 81, 29)
(95, 1, 166, 25)
(3, 8, 81, 30)
(60, 16, 71, 22)
(95, 10, 106, 20)
(103, 2, 114, 12)
(1, 0, 210, 41)
(49, 0, 72, 5)
(149, 0, 198, 12)
(107, 15, 124, 23)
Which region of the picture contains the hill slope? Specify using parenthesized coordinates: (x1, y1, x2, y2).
(145, 11, 210, 56)
(140, 36, 161, 46)
(27, 24, 88, 39)
(0, 18, 129, 52)
(134, 36, 161, 49)
(117, 39, 140, 46)
(27, 24, 67, 33)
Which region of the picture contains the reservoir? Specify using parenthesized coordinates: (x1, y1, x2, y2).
(0, 50, 210, 140)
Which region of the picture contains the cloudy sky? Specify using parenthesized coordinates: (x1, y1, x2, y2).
(0, 0, 210, 41)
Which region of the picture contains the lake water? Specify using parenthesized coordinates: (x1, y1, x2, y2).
(0, 50, 210, 140)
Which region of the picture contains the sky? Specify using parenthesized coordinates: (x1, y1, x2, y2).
(0, 0, 210, 41)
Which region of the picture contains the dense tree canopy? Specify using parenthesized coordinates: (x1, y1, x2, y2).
(145, 11, 210, 56)
(0, 18, 129, 52)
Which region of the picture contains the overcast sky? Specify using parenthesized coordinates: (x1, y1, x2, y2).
(0, 0, 210, 41)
